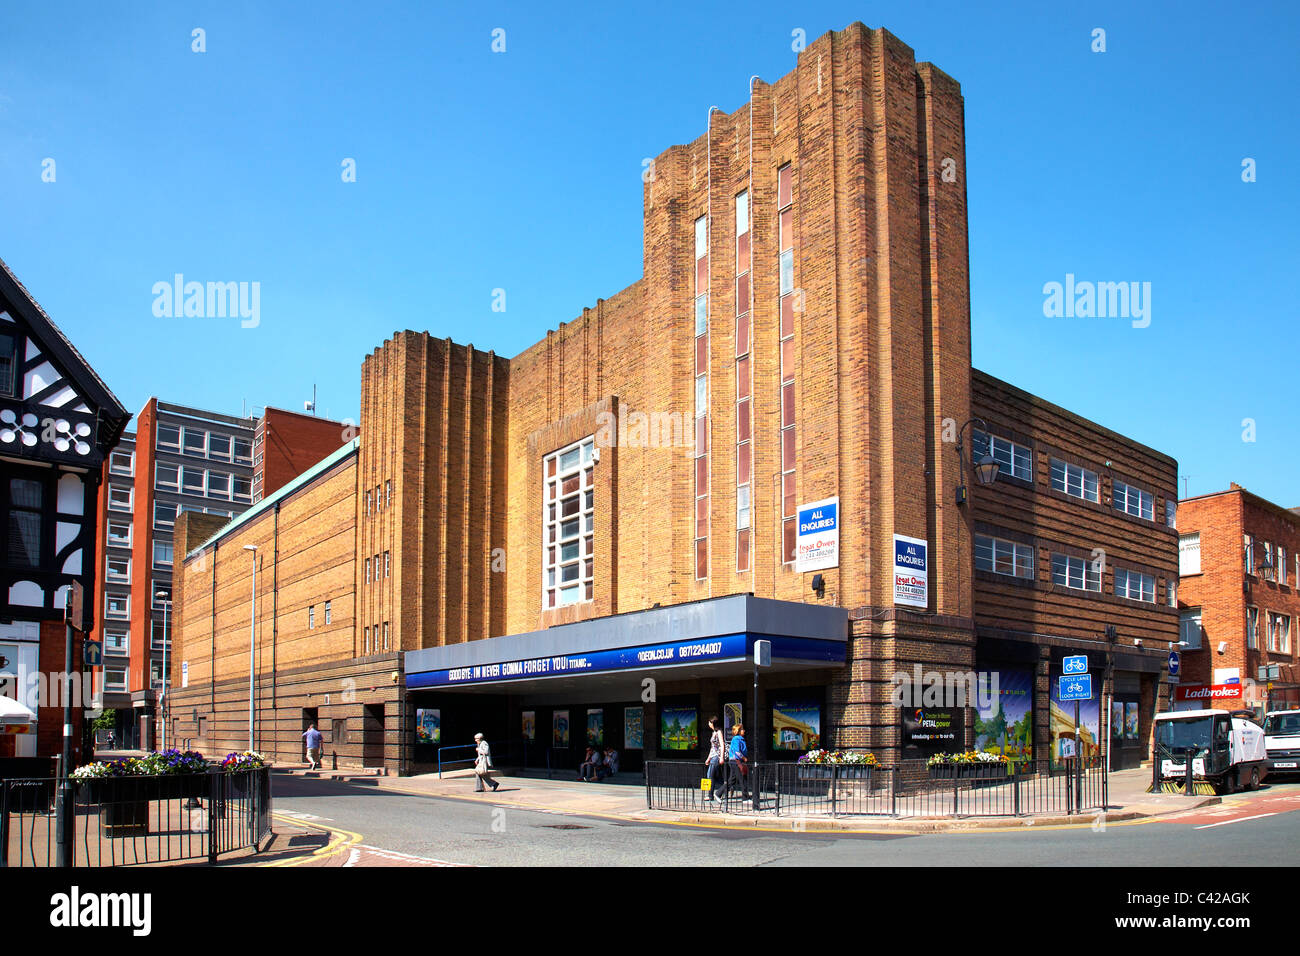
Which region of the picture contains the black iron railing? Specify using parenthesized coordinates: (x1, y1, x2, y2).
(644, 758, 1106, 819)
(1, 767, 272, 867)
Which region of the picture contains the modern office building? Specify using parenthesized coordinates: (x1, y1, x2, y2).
(0, 257, 129, 761)
(89, 399, 349, 748)
(1175, 484, 1299, 717)
(169, 23, 1179, 774)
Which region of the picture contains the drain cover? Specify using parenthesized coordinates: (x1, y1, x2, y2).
(539, 824, 592, 830)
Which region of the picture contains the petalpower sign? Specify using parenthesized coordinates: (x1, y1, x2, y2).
(795, 497, 839, 573)
(893, 534, 928, 608)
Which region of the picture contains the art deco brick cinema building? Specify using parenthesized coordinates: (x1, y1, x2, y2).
(170, 24, 1179, 774)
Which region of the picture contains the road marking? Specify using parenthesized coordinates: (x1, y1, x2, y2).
(1194, 812, 1278, 830)
(261, 813, 363, 867)
(277, 809, 334, 823)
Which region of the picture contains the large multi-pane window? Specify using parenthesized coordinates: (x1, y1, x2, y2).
(1115, 568, 1155, 603)
(208, 434, 232, 460)
(156, 463, 179, 490)
(152, 540, 173, 568)
(735, 190, 752, 573)
(693, 213, 710, 580)
(544, 438, 595, 608)
(972, 431, 1032, 482)
(156, 425, 181, 451)
(1050, 458, 1099, 502)
(1113, 480, 1154, 520)
(777, 163, 797, 563)
(1052, 553, 1101, 592)
(6, 478, 43, 568)
(1180, 608, 1203, 649)
(182, 427, 206, 456)
(975, 535, 1034, 578)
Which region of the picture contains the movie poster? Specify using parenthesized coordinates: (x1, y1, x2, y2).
(624, 707, 644, 749)
(975, 669, 1033, 760)
(415, 708, 440, 746)
(1111, 701, 1124, 739)
(1124, 702, 1140, 740)
(553, 710, 570, 748)
(772, 699, 821, 751)
(1049, 677, 1100, 761)
(586, 708, 604, 747)
(724, 702, 743, 744)
(659, 706, 698, 751)
(521, 710, 536, 742)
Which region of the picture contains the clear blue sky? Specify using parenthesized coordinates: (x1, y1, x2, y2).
(1, 1, 1296, 505)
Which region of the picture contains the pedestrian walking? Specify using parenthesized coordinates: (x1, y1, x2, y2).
(107, 730, 116, 750)
(704, 717, 725, 801)
(474, 733, 499, 792)
(302, 723, 323, 770)
(720, 723, 750, 802)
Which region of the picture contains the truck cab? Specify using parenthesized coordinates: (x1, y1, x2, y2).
(1153, 709, 1269, 795)
(1263, 709, 1300, 777)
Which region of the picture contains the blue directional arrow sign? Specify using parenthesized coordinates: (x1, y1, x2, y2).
(1062, 655, 1089, 675)
(1168, 651, 1180, 677)
(83, 640, 103, 668)
(1058, 674, 1092, 702)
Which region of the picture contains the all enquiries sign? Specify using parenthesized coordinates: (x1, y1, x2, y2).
(893, 535, 928, 608)
(795, 497, 839, 573)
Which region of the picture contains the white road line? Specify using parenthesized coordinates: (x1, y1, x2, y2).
(356, 845, 468, 866)
(1194, 812, 1277, 830)
(343, 848, 361, 866)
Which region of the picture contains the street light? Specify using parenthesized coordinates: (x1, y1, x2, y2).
(954, 418, 1000, 506)
(243, 545, 257, 751)
(156, 589, 171, 750)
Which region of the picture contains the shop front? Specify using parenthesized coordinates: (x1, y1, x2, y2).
(404, 595, 849, 775)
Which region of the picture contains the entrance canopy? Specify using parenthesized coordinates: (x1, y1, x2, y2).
(405, 594, 848, 697)
(1, 694, 37, 734)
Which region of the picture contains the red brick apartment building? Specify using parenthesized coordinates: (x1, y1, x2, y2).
(88, 399, 350, 750)
(168, 23, 1178, 774)
(1175, 484, 1300, 716)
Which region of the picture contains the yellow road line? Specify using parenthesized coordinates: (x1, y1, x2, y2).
(260, 812, 362, 867)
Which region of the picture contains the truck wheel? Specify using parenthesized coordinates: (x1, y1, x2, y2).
(1248, 767, 1261, 791)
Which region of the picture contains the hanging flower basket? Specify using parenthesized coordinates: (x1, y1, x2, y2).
(926, 751, 1011, 780)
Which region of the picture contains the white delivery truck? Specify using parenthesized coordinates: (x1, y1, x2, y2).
(1263, 709, 1300, 777)
(1152, 709, 1269, 795)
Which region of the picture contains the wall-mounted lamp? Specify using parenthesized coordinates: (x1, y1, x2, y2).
(954, 418, 1000, 506)
(811, 574, 825, 598)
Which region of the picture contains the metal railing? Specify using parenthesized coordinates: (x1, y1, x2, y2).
(644, 758, 1106, 819)
(1, 767, 272, 867)
(437, 742, 493, 779)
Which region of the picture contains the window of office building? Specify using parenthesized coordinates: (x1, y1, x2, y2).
(156, 463, 179, 491)
(233, 476, 252, 502)
(182, 427, 206, 456)
(105, 593, 128, 619)
(181, 467, 204, 494)
(208, 434, 232, 460)
(109, 451, 134, 476)
(107, 519, 132, 547)
(156, 424, 181, 451)
(106, 555, 130, 582)
(152, 540, 173, 568)
(1115, 568, 1155, 603)
(104, 629, 128, 655)
(1052, 553, 1101, 592)
(324, 601, 332, 625)
(1180, 608, 1203, 650)
(975, 535, 1034, 578)
(207, 471, 231, 499)
(233, 438, 252, 464)
(1113, 480, 1154, 520)
(104, 667, 127, 692)
(544, 437, 595, 608)
(108, 486, 132, 511)
(1247, 606, 1259, 649)
(972, 431, 1032, 482)
(309, 606, 315, 629)
(1050, 459, 1099, 502)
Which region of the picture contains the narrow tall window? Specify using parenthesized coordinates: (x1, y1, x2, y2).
(543, 438, 595, 608)
(0, 333, 17, 397)
(694, 213, 709, 580)
(777, 164, 796, 563)
(7, 478, 43, 568)
(735, 190, 752, 573)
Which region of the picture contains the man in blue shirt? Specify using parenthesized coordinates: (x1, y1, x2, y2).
(302, 724, 323, 770)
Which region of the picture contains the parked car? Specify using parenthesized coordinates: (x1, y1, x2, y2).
(1263, 709, 1300, 777)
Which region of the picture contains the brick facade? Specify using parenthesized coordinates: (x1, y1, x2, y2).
(1177, 485, 1300, 714)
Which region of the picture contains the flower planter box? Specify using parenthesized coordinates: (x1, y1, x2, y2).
(928, 763, 1009, 780)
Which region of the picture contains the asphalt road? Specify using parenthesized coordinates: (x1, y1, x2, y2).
(269, 775, 1300, 867)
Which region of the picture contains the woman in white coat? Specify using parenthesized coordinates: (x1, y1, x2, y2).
(474, 733, 499, 792)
